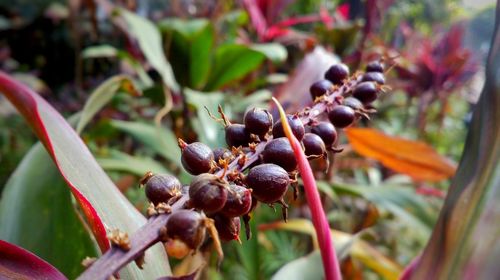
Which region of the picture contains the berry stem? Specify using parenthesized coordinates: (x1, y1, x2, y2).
(273, 97, 342, 280)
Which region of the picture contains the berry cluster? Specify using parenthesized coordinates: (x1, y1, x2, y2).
(141, 61, 386, 260)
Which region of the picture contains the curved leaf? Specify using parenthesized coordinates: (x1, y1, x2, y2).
(0, 143, 98, 278)
(97, 150, 170, 176)
(271, 251, 323, 280)
(345, 128, 456, 182)
(0, 71, 171, 278)
(0, 240, 66, 280)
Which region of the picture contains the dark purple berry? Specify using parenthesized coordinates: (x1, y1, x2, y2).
(166, 210, 205, 250)
(189, 173, 228, 214)
(221, 184, 253, 217)
(244, 108, 273, 138)
(365, 61, 384, 72)
(361, 72, 385, 85)
(213, 147, 233, 163)
(310, 79, 333, 99)
(302, 133, 326, 156)
(343, 97, 364, 111)
(324, 63, 349, 85)
(311, 122, 337, 147)
(328, 105, 356, 128)
(213, 215, 241, 242)
(352, 81, 378, 104)
(246, 164, 289, 203)
(181, 142, 214, 175)
(225, 124, 251, 148)
(143, 173, 181, 205)
(272, 115, 305, 141)
(262, 138, 297, 172)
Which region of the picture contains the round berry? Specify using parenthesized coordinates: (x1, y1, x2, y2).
(189, 173, 228, 214)
(213, 215, 241, 242)
(272, 115, 305, 141)
(361, 72, 385, 85)
(225, 124, 251, 148)
(166, 210, 205, 250)
(181, 142, 214, 175)
(310, 79, 333, 99)
(262, 138, 297, 172)
(221, 184, 253, 217)
(143, 174, 181, 205)
(213, 147, 233, 163)
(343, 97, 364, 111)
(302, 133, 326, 156)
(328, 105, 356, 128)
(244, 108, 273, 138)
(324, 63, 349, 85)
(352, 81, 378, 104)
(311, 122, 337, 147)
(246, 164, 289, 203)
(365, 61, 384, 73)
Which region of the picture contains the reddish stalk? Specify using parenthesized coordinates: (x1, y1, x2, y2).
(273, 97, 342, 280)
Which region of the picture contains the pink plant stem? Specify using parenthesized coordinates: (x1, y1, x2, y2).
(399, 253, 421, 280)
(273, 97, 342, 280)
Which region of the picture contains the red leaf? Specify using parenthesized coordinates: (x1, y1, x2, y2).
(0, 240, 66, 280)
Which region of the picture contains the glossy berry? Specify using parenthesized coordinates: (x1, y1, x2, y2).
(272, 115, 305, 141)
(310, 79, 333, 99)
(262, 138, 297, 172)
(181, 142, 214, 175)
(343, 97, 364, 111)
(213, 147, 233, 163)
(361, 72, 385, 85)
(244, 108, 273, 138)
(189, 173, 228, 214)
(246, 164, 289, 204)
(324, 63, 349, 85)
(365, 61, 384, 73)
(221, 184, 253, 217)
(302, 133, 326, 156)
(143, 174, 181, 205)
(166, 210, 205, 250)
(352, 81, 378, 104)
(213, 215, 241, 242)
(310, 122, 337, 147)
(328, 105, 356, 128)
(225, 124, 251, 148)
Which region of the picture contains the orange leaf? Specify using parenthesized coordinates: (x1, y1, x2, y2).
(345, 128, 456, 182)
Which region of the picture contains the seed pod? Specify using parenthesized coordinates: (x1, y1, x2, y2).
(365, 60, 384, 73)
(246, 163, 289, 203)
(262, 138, 297, 172)
(213, 147, 233, 163)
(180, 141, 214, 175)
(221, 184, 253, 217)
(302, 133, 326, 157)
(328, 105, 355, 128)
(343, 97, 364, 111)
(225, 124, 251, 148)
(213, 215, 241, 242)
(143, 174, 182, 205)
(324, 63, 350, 85)
(310, 122, 337, 147)
(166, 210, 206, 250)
(244, 107, 273, 138)
(189, 173, 228, 214)
(310, 79, 333, 99)
(272, 115, 305, 141)
(352, 81, 378, 104)
(361, 72, 385, 85)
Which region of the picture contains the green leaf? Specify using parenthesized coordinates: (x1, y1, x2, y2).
(118, 9, 178, 91)
(0, 144, 97, 278)
(204, 44, 266, 91)
(82, 45, 118, 58)
(251, 43, 288, 63)
(110, 120, 182, 167)
(271, 251, 323, 280)
(411, 9, 500, 279)
(76, 75, 139, 134)
(97, 150, 170, 176)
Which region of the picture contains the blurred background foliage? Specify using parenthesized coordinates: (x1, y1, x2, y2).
(0, 0, 495, 279)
